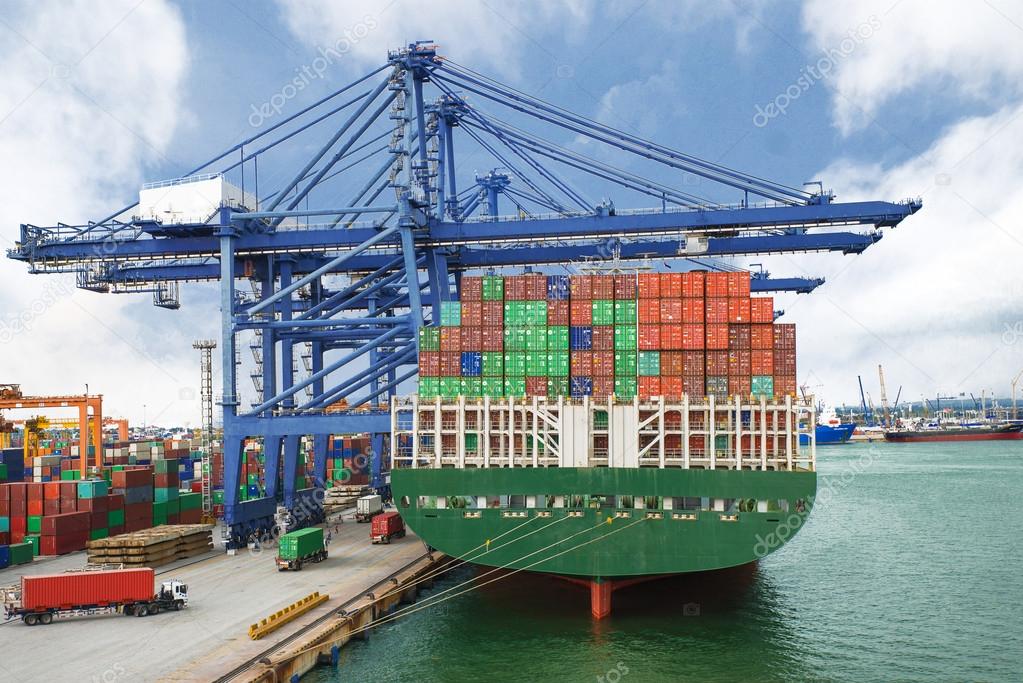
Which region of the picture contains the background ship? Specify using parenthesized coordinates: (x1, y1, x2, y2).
(884, 422, 1023, 442)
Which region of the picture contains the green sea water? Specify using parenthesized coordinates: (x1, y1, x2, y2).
(307, 442, 1022, 682)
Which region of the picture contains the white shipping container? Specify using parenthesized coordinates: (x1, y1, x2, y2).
(357, 495, 383, 516)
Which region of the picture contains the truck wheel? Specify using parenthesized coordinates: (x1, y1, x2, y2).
(398, 529, 406, 538)
(296, 560, 303, 571)
(150, 604, 160, 615)
(383, 536, 390, 544)
(124, 605, 135, 616)
(136, 605, 148, 617)
(39, 613, 53, 625)
(175, 600, 184, 611)
(24, 614, 38, 626)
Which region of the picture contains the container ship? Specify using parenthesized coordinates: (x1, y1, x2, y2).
(390, 271, 817, 618)
(800, 405, 855, 445)
(884, 423, 1023, 442)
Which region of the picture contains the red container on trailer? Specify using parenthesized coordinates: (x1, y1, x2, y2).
(460, 275, 482, 301)
(21, 568, 155, 610)
(682, 272, 706, 298)
(637, 273, 660, 298)
(591, 326, 614, 350)
(371, 511, 405, 540)
(660, 299, 683, 323)
(547, 300, 569, 326)
(704, 324, 728, 350)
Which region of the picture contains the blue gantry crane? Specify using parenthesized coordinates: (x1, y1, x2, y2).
(7, 43, 920, 546)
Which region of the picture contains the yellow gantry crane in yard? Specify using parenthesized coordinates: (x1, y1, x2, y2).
(0, 384, 103, 477)
(23, 416, 50, 461)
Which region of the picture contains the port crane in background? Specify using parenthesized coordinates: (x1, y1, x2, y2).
(878, 364, 891, 428)
(0, 390, 103, 477)
(6, 43, 922, 546)
(1012, 369, 1023, 420)
(858, 376, 874, 425)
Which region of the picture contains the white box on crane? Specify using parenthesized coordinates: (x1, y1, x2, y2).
(138, 173, 257, 224)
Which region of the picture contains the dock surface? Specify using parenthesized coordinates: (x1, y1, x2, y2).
(0, 514, 426, 682)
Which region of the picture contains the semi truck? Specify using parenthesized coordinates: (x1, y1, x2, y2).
(370, 511, 406, 544)
(276, 527, 327, 571)
(2, 568, 188, 625)
(355, 494, 383, 522)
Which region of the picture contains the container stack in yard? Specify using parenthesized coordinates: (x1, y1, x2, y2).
(418, 271, 796, 402)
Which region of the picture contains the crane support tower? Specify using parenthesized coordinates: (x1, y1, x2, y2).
(6, 42, 922, 546)
(193, 340, 217, 516)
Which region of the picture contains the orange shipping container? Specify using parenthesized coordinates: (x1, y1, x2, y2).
(482, 301, 504, 325)
(682, 298, 704, 323)
(570, 300, 593, 325)
(592, 351, 615, 376)
(705, 324, 729, 350)
(614, 274, 637, 299)
(461, 276, 483, 301)
(751, 350, 774, 375)
(461, 301, 482, 326)
(638, 299, 661, 323)
(638, 273, 661, 298)
(660, 298, 683, 323)
(750, 297, 774, 323)
(682, 324, 705, 350)
(639, 325, 661, 350)
(547, 300, 569, 326)
(705, 272, 729, 297)
(727, 271, 751, 297)
(592, 274, 614, 299)
(660, 324, 684, 350)
(661, 351, 684, 375)
(682, 271, 706, 298)
(728, 375, 752, 396)
(751, 324, 774, 350)
(705, 298, 729, 323)
(661, 375, 683, 399)
(525, 274, 548, 300)
(659, 272, 683, 296)
(639, 376, 661, 399)
(706, 350, 729, 376)
(440, 327, 461, 351)
(592, 325, 614, 350)
(728, 298, 751, 323)
(571, 351, 593, 375)
(570, 275, 593, 299)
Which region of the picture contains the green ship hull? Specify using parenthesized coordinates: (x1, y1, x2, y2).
(392, 467, 816, 578)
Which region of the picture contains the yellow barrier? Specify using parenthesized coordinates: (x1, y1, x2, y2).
(248, 591, 330, 640)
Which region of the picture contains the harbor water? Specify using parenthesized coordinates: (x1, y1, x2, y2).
(308, 441, 1022, 682)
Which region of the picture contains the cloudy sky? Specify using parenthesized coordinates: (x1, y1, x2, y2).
(1, 0, 1021, 426)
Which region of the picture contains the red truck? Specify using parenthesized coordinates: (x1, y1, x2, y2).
(2, 568, 189, 626)
(370, 511, 406, 544)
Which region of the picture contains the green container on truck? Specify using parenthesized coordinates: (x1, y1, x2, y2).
(276, 527, 327, 571)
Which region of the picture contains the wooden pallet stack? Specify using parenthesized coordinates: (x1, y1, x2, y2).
(85, 524, 214, 567)
(323, 485, 367, 512)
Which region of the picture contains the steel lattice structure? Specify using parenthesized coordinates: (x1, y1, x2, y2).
(7, 43, 920, 545)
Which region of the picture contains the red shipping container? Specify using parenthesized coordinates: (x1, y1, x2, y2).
(28, 499, 43, 516)
(124, 502, 151, 520)
(660, 299, 683, 323)
(774, 348, 797, 373)
(682, 324, 705, 350)
(638, 299, 661, 324)
(571, 351, 593, 375)
(8, 483, 27, 500)
(706, 351, 729, 376)
(39, 532, 88, 556)
(481, 326, 503, 351)
(44, 482, 61, 500)
(661, 351, 684, 376)
(774, 324, 796, 349)
(569, 275, 593, 299)
(108, 524, 126, 535)
(728, 324, 751, 350)
(90, 510, 107, 529)
(125, 518, 151, 533)
(751, 324, 774, 350)
(44, 499, 60, 516)
(592, 274, 614, 299)
(505, 275, 527, 300)
(11, 516, 26, 535)
(440, 352, 461, 375)
(750, 297, 774, 323)
(683, 375, 705, 397)
(682, 272, 706, 298)
(705, 324, 728, 350)
(461, 302, 482, 326)
(41, 511, 90, 536)
(440, 327, 461, 351)
(638, 273, 661, 298)
(681, 298, 704, 323)
(547, 300, 569, 326)
(461, 326, 482, 351)
(107, 494, 124, 510)
(705, 298, 728, 323)
(8, 498, 26, 516)
(729, 350, 751, 375)
(728, 298, 751, 323)
(461, 275, 482, 301)
(775, 375, 797, 396)
(154, 473, 178, 488)
(0, 532, 8, 545)
(729, 375, 752, 396)
(661, 375, 683, 398)
(592, 352, 615, 376)
(21, 568, 155, 609)
(482, 301, 504, 326)
(526, 377, 548, 396)
(727, 271, 751, 297)
(570, 300, 593, 325)
(592, 326, 614, 350)
(659, 272, 683, 296)
(660, 324, 683, 350)
(639, 376, 661, 399)
(77, 497, 109, 514)
(27, 483, 43, 501)
(419, 351, 440, 376)
(0, 499, 8, 516)
(525, 274, 548, 300)
(614, 274, 637, 300)
(705, 272, 729, 297)
(593, 376, 614, 399)
(682, 351, 705, 376)
(752, 350, 774, 375)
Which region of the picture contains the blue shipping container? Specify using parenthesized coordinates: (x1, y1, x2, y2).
(0, 545, 8, 569)
(569, 326, 593, 350)
(570, 376, 593, 396)
(460, 351, 483, 376)
(547, 275, 570, 300)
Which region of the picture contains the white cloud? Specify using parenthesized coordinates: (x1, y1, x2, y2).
(0, 0, 201, 427)
(801, 0, 1023, 134)
(777, 102, 1023, 405)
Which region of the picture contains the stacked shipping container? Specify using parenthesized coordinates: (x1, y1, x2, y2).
(419, 271, 796, 401)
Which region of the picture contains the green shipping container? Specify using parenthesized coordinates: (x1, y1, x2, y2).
(465, 433, 479, 451)
(77, 479, 109, 499)
(153, 502, 168, 526)
(547, 377, 570, 397)
(179, 492, 202, 510)
(504, 377, 526, 397)
(440, 376, 461, 397)
(481, 377, 505, 397)
(278, 527, 324, 560)
(165, 498, 180, 515)
(504, 301, 528, 325)
(247, 473, 259, 485)
(638, 351, 660, 376)
(0, 516, 8, 533)
(614, 376, 638, 398)
(526, 301, 548, 325)
(504, 352, 527, 376)
(614, 300, 637, 324)
(524, 326, 547, 351)
(614, 351, 637, 376)
(213, 490, 225, 504)
(525, 352, 548, 376)
(751, 375, 775, 397)
(108, 509, 125, 527)
(90, 528, 109, 541)
(23, 535, 40, 557)
(419, 377, 440, 398)
(460, 377, 482, 397)
(419, 327, 441, 351)
(592, 300, 615, 325)
(8, 541, 33, 565)
(60, 470, 81, 481)
(27, 516, 41, 534)
(0, 463, 6, 480)
(504, 326, 527, 351)
(482, 275, 504, 301)
(440, 301, 461, 326)
(614, 325, 638, 350)
(482, 352, 504, 376)
(546, 326, 569, 350)
(547, 351, 570, 376)
(154, 459, 177, 474)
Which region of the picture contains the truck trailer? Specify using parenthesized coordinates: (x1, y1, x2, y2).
(276, 527, 327, 571)
(355, 494, 383, 522)
(370, 511, 406, 544)
(3, 568, 188, 625)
